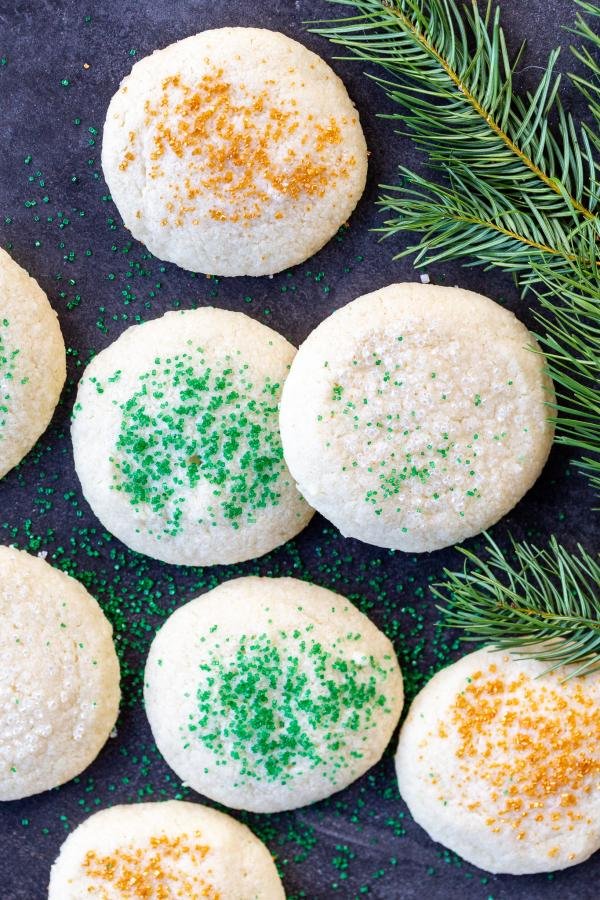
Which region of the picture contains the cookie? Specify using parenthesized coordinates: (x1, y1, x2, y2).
(102, 27, 367, 276)
(280, 282, 554, 553)
(71, 308, 312, 566)
(48, 800, 284, 899)
(395, 647, 600, 874)
(0, 248, 65, 479)
(0, 545, 120, 801)
(144, 576, 403, 812)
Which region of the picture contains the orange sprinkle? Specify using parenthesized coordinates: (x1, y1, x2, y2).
(119, 68, 356, 227)
(315, 117, 343, 152)
(82, 832, 219, 899)
(446, 664, 600, 838)
(119, 151, 136, 172)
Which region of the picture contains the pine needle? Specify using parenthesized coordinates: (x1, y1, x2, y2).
(433, 534, 600, 679)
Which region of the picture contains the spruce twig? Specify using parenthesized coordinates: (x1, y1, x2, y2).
(433, 534, 600, 679)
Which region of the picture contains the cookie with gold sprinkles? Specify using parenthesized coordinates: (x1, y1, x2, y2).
(71, 307, 313, 566)
(144, 576, 403, 812)
(48, 799, 285, 899)
(0, 545, 120, 801)
(280, 282, 555, 553)
(0, 248, 65, 480)
(102, 27, 368, 276)
(395, 647, 600, 874)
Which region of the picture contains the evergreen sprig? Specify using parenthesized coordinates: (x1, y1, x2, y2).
(433, 534, 600, 678)
(316, 0, 598, 275)
(316, 0, 600, 495)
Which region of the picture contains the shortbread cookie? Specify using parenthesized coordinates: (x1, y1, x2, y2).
(102, 27, 367, 276)
(395, 647, 600, 874)
(280, 283, 554, 552)
(0, 248, 65, 478)
(144, 576, 403, 812)
(0, 545, 120, 801)
(49, 800, 284, 899)
(71, 308, 312, 566)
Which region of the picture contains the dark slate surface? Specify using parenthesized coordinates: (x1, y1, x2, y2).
(0, 1, 598, 898)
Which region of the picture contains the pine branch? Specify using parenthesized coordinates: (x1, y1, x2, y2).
(433, 534, 600, 679)
(377, 165, 589, 273)
(315, 0, 598, 277)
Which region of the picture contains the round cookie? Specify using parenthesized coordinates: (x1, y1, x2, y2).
(144, 576, 403, 812)
(0, 545, 120, 801)
(395, 647, 600, 874)
(0, 248, 66, 478)
(71, 308, 312, 566)
(280, 282, 554, 553)
(102, 27, 367, 276)
(49, 800, 284, 899)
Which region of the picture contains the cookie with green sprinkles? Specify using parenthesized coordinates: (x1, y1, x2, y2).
(144, 576, 403, 812)
(71, 308, 313, 566)
(0, 545, 120, 801)
(49, 800, 284, 899)
(0, 248, 66, 479)
(280, 282, 555, 553)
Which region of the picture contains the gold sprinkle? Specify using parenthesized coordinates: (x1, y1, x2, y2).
(444, 665, 600, 838)
(119, 68, 356, 227)
(82, 833, 219, 898)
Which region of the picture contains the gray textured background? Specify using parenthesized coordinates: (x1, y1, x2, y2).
(0, 1, 598, 898)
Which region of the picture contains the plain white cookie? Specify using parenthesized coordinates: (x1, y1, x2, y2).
(144, 576, 403, 812)
(280, 283, 554, 552)
(48, 800, 284, 899)
(395, 647, 600, 874)
(71, 308, 312, 566)
(0, 545, 120, 801)
(102, 27, 367, 276)
(0, 248, 65, 478)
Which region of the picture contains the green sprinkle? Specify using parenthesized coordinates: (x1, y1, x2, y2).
(110, 350, 291, 536)
(182, 630, 394, 784)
